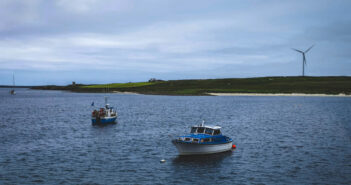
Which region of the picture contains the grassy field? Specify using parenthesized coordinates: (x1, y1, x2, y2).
(32, 76, 351, 95)
(81, 82, 156, 88)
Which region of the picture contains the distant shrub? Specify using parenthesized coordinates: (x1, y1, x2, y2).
(148, 78, 164, 82)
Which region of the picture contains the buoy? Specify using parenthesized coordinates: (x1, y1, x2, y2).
(160, 159, 166, 163)
(232, 144, 236, 149)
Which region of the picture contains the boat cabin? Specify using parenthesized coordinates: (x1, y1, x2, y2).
(174, 121, 231, 144)
(190, 125, 221, 136)
(175, 124, 230, 144)
(92, 104, 116, 118)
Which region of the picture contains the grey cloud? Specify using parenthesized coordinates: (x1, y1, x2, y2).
(0, 0, 350, 85)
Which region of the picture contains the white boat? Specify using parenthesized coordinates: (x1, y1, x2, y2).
(172, 122, 233, 155)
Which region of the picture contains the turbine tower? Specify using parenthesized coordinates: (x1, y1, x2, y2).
(292, 45, 314, 76)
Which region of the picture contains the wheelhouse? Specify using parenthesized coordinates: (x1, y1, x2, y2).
(176, 124, 231, 144)
(190, 126, 222, 136)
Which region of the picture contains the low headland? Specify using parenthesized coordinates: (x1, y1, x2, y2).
(29, 76, 351, 96)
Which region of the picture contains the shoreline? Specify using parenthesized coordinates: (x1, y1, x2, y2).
(112, 91, 140, 95)
(207, 93, 351, 97)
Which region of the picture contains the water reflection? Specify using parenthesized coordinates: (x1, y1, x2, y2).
(91, 121, 118, 127)
(168, 150, 234, 183)
(172, 150, 233, 167)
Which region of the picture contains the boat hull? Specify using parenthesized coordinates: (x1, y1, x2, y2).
(91, 116, 117, 124)
(172, 140, 233, 155)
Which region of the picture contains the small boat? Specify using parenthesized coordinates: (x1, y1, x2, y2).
(10, 89, 16, 95)
(172, 121, 233, 155)
(91, 97, 117, 125)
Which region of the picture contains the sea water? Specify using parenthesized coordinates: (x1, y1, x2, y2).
(0, 88, 350, 184)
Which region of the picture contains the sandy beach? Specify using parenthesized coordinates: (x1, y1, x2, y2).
(112, 91, 139, 95)
(207, 93, 351, 97)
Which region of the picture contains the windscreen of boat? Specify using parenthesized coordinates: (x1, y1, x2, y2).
(190, 127, 197, 133)
(213, 129, 221, 135)
(205, 128, 213, 135)
(197, 127, 205, 133)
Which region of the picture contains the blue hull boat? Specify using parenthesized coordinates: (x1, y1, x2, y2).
(91, 97, 118, 125)
(91, 116, 117, 124)
(172, 121, 233, 155)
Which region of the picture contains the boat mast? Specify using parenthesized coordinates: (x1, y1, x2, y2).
(13, 73, 15, 87)
(105, 83, 109, 105)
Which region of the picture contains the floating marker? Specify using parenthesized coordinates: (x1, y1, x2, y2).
(232, 144, 236, 149)
(160, 159, 166, 163)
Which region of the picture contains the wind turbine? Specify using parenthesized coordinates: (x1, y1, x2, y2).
(292, 45, 314, 76)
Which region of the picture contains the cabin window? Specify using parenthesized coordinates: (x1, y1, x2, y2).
(190, 127, 197, 133)
(185, 138, 191, 141)
(205, 128, 213, 135)
(192, 138, 199, 142)
(197, 127, 205, 133)
(213, 129, 221, 135)
(204, 138, 210, 142)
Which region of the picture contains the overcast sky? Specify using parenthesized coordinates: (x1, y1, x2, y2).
(0, 0, 350, 85)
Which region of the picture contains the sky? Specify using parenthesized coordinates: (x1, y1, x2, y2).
(0, 0, 350, 85)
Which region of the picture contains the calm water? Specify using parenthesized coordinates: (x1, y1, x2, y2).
(0, 88, 350, 184)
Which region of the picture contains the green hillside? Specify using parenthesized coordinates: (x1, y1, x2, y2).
(34, 76, 351, 95)
(81, 82, 156, 88)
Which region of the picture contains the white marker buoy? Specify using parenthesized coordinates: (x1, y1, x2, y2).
(160, 159, 166, 163)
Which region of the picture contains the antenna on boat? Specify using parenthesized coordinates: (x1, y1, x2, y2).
(104, 96, 108, 105)
(201, 120, 205, 127)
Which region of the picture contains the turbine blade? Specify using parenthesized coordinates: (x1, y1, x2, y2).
(305, 44, 314, 53)
(292, 48, 304, 53)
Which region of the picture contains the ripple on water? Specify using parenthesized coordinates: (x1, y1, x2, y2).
(0, 89, 350, 184)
